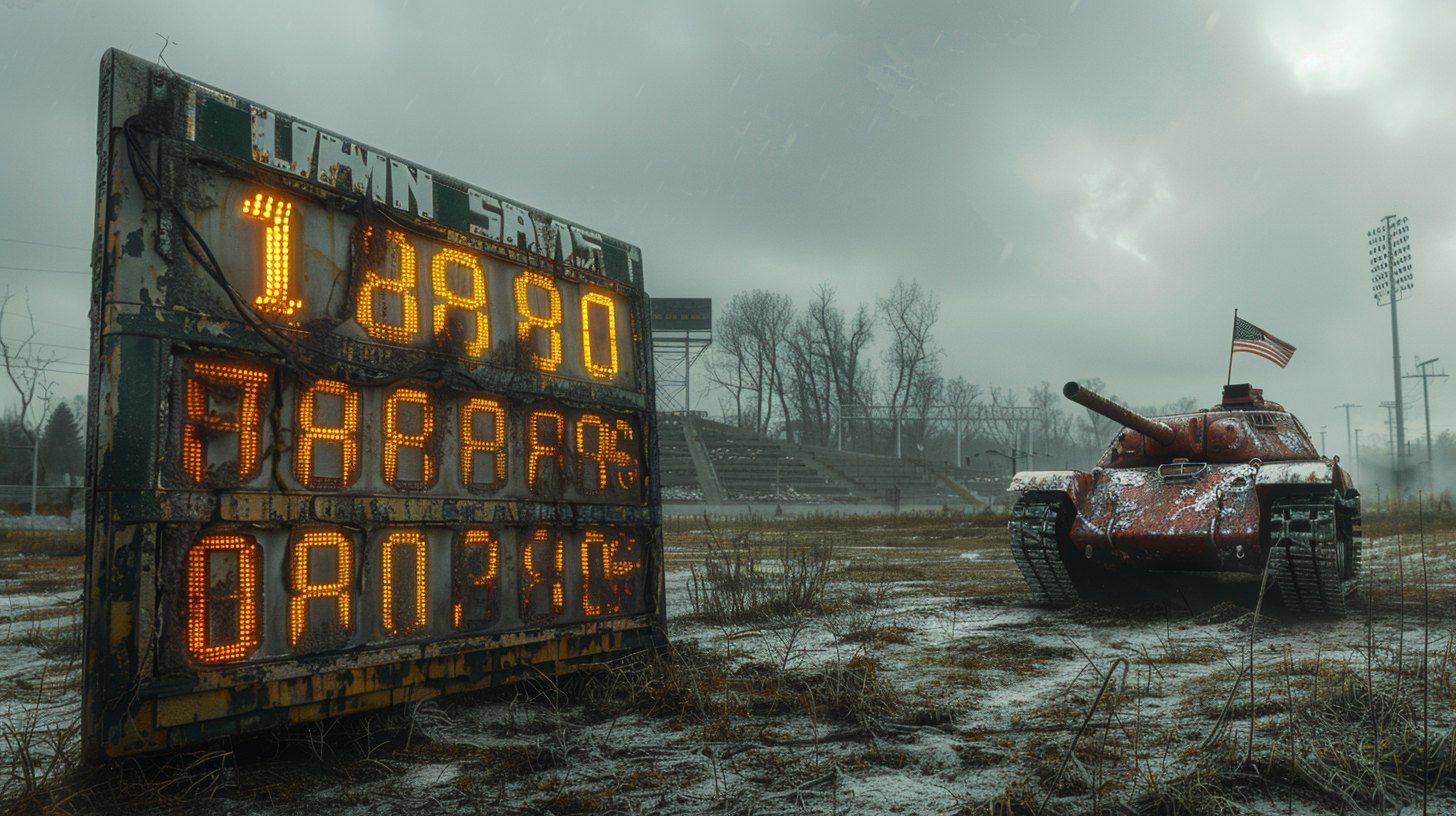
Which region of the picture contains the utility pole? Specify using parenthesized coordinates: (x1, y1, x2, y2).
(1334, 403, 1361, 464)
(1381, 401, 1397, 480)
(1354, 428, 1362, 486)
(1368, 214, 1413, 495)
(1403, 356, 1447, 484)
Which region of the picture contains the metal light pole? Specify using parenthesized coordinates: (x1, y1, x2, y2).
(1381, 401, 1398, 480)
(1369, 215, 1413, 494)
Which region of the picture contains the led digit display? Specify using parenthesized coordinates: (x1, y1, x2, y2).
(381, 530, 428, 636)
(181, 360, 270, 485)
(521, 528, 564, 623)
(575, 414, 639, 495)
(460, 396, 507, 491)
(453, 528, 499, 629)
(88, 51, 660, 761)
(513, 270, 563, 371)
(612, 420, 640, 490)
(581, 529, 637, 617)
(383, 387, 436, 489)
(185, 534, 263, 664)
(288, 529, 355, 650)
(357, 227, 420, 344)
(580, 291, 619, 378)
(240, 193, 302, 317)
(294, 379, 360, 488)
(527, 409, 566, 493)
(430, 248, 490, 358)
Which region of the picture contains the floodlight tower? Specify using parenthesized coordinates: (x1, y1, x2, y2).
(1368, 215, 1414, 494)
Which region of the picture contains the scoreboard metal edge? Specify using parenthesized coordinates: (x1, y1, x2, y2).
(83, 49, 665, 761)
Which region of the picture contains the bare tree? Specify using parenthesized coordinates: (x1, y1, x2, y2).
(785, 285, 877, 447)
(877, 278, 941, 424)
(705, 290, 795, 436)
(0, 289, 60, 516)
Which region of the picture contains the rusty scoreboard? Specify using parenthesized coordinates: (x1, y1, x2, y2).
(84, 50, 662, 760)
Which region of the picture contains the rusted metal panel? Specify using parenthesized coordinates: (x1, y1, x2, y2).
(84, 49, 663, 761)
(1068, 464, 1263, 571)
(1007, 470, 1092, 504)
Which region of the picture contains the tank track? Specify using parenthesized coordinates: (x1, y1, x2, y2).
(1008, 493, 1080, 606)
(1267, 494, 1359, 616)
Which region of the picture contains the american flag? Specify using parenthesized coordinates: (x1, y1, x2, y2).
(1232, 316, 1296, 368)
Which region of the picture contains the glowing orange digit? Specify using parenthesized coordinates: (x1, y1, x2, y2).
(575, 414, 638, 494)
(514, 270, 562, 371)
(383, 388, 435, 489)
(461, 396, 506, 491)
(181, 360, 270, 485)
(357, 227, 419, 344)
(288, 530, 354, 650)
(582, 529, 638, 617)
(185, 534, 262, 664)
(453, 529, 499, 628)
(613, 419, 639, 490)
(294, 379, 359, 488)
(381, 530, 428, 636)
(527, 409, 566, 493)
(431, 248, 490, 358)
(580, 291, 619, 378)
(241, 193, 302, 317)
(522, 528, 564, 622)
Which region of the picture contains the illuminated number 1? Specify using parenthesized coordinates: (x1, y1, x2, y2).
(241, 193, 303, 317)
(514, 270, 562, 371)
(580, 292, 619, 378)
(186, 534, 262, 664)
(358, 228, 420, 344)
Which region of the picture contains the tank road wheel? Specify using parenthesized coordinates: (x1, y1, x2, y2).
(1008, 491, 1088, 607)
(1267, 494, 1356, 617)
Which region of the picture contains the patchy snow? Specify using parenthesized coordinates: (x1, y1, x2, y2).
(6, 529, 1456, 814)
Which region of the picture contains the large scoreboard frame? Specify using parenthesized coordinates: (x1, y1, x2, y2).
(84, 50, 663, 760)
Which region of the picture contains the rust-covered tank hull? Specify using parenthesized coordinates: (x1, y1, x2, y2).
(1006, 382, 1361, 616)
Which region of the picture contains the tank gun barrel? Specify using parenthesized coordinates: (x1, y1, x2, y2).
(1063, 382, 1178, 446)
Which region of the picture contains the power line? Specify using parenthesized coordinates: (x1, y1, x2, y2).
(0, 236, 89, 252)
(0, 264, 89, 276)
(0, 336, 89, 353)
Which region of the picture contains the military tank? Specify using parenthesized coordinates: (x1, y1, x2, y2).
(1007, 382, 1361, 616)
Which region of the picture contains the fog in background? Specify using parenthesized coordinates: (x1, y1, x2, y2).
(1, 0, 1454, 491)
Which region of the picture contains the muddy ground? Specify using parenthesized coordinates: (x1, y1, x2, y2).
(4, 511, 1456, 815)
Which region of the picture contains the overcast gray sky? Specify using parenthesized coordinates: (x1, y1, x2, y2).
(1, 0, 1452, 459)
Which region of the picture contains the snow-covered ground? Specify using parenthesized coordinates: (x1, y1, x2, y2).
(4, 523, 1456, 814)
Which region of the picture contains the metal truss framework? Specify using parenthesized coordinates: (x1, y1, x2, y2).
(651, 329, 712, 413)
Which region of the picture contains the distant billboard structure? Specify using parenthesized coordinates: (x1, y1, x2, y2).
(650, 298, 711, 413)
